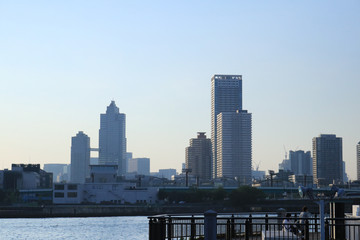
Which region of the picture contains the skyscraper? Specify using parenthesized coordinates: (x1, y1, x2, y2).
(211, 75, 242, 178)
(357, 142, 360, 180)
(289, 150, 312, 176)
(70, 131, 90, 183)
(99, 101, 127, 175)
(216, 110, 252, 184)
(185, 132, 212, 181)
(312, 134, 343, 186)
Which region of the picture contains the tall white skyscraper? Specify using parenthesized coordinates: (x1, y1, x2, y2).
(99, 101, 127, 175)
(216, 110, 252, 184)
(70, 131, 90, 183)
(211, 75, 250, 179)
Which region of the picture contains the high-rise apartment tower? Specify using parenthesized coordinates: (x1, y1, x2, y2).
(312, 134, 343, 186)
(211, 75, 242, 178)
(99, 101, 127, 175)
(70, 131, 90, 183)
(289, 150, 312, 176)
(216, 110, 252, 184)
(186, 132, 212, 181)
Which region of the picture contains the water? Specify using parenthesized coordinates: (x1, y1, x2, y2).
(0, 216, 148, 240)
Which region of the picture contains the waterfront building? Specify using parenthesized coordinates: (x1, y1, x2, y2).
(216, 110, 252, 184)
(98, 101, 127, 175)
(211, 74, 242, 179)
(127, 158, 150, 176)
(185, 132, 212, 181)
(289, 150, 312, 176)
(70, 131, 90, 183)
(89, 165, 118, 183)
(0, 164, 53, 190)
(312, 134, 343, 186)
(357, 142, 360, 180)
(53, 182, 158, 204)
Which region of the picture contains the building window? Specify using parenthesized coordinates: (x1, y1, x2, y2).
(67, 192, 77, 198)
(54, 184, 65, 190)
(54, 192, 64, 198)
(68, 184, 77, 190)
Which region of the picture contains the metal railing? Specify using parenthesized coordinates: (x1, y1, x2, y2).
(149, 212, 360, 240)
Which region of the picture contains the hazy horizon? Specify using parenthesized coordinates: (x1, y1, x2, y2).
(1, 1, 359, 179)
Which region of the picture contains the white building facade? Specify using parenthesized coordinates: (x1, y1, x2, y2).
(211, 75, 243, 179)
(99, 101, 127, 175)
(70, 131, 90, 183)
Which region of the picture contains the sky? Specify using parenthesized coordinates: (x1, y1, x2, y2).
(0, 1, 359, 179)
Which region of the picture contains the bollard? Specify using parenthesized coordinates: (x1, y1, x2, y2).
(204, 210, 217, 240)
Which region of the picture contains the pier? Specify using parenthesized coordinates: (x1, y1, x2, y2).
(149, 211, 360, 240)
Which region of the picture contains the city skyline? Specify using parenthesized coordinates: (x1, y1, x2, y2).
(1, 1, 359, 179)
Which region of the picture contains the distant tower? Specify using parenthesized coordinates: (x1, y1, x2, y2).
(70, 131, 90, 183)
(357, 142, 360, 180)
(186, 132, 212, 181)
(211, 75, 242, 179)
(216, 110, 252, 184)
(312, 134, 343, 186)
(289, 150, 312, 175)
(98, 101, 127, 175)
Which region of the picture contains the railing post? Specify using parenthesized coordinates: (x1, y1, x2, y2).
(265, 213, 269, 231)
(245, 219, 250, 240)
(315, 213, 318, 232)
(305, 219, 309, 240)
(249, 214, 253, 236)
(204, 210, 217, 240)
(191, 215, 195, 240)
(226, 219, 231, 240)
(159, 218, 166, 240)
(167, 218, 172, 240)
(325, 219, 329, 240)
(231, 214, 235, 236)
(149, 218, 153, 240)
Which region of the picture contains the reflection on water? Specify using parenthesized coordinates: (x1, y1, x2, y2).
(0, 216, 148, 240)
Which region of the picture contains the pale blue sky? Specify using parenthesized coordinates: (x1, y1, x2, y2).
(0, 1, 359, 178)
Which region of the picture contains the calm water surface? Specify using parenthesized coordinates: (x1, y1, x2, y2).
(0, 216, 148, 240)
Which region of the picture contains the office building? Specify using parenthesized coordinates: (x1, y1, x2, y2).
(289, 150, 312, 175)
(98, 101, 127, 175)
(211, 74, 242, 178)
(70, 131, 90, 183)
(312, 134, 343, 186)
(216, 110, 252, 184)
(128, 158, 150, 176)
(185, 132, 212, 181)
(357, 142, 360, 180)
